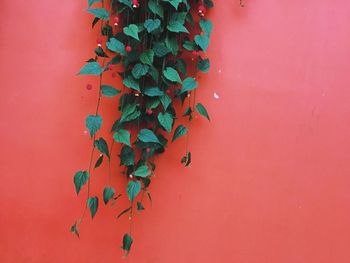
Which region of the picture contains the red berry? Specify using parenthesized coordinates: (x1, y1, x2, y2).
(107, 64, 113, 71)
(96, 36, 103, 46)
(86, 84, 92, 90)
(166, 89, 171, 94)
(198, 5, 206, 16)
(132, 0, 139, 8)
(125, 45, 132, 53)
(114, 16, 120, 26)
(146, 108, 153, 115)
(192, 50, 200, 56)
(146, 148, 151, 153)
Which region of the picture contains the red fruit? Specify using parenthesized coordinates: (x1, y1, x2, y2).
(125, 45, 132, 53)
(86, 84, 92, 90)
(132, 0, 139, 8)
(192, 50, 200, 56)
(198, 5, 206, 16)
(166, 89, 171, 94)
(146, 148, 151, 153)
(113, 16, 120, 26)
(146, 108, 153, 115)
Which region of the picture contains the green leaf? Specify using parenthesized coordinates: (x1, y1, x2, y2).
(153, 43, 171, 57)
(126, 180, 141, 202)
(137, 201, 145, 211)
(144, 86, 164, 97)
(106, 38, 126, 55)
(122, 233, 133, 256)
(123, 75, 140, 92)
(204, 0, 214, 8)
(140, 50, 154, 65)
(85, 114, 102, 137)
(165, 35, 179, 55)
(144, 19, 161, 33)
(200, 19, 213, 36)
(78, 62, 103, 75)
(73, 171, 89, 195)
(160, 94, 171, 110)
(118, 0, 132, 8)
(133, 164, 151, 177)
(95, 47, 108, 57)
(158, 112, 173, 133)
(120, 103, 140, 123)
(94, 137, 109, 158)
(103, 187, 115, 204)
(181, 151, 191, 166)
(183, 41, 196, 51)
(132, 63, 149, 79)
(113, 129, 131, 147)
(148, 0, 164, 18)
(146, 98, 160, 109)
(176, 59, 187, 75)
(196, 103, 210, 121)
(163, 67, 181, 83)
(138, 129, 161, 144)
(181, 77, 198, 93)
(70, 222, 80, 238)
(94, 154, 103, 168)
(101, 85, 121, 97)
(167, 22, 189, 33)
(194, 34, 210, 51)
(119, 146, 135, 166)
(197, 58, 210, 73)
(86, 8, 109, 20)
(123, 24, 140, 41)
(87, 196, 98, 219)
(88, 0, 101, 7)
(172, 125, 188, 142)
(163, 0, 182, 10)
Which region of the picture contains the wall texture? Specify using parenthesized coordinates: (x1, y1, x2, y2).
(1, 0, 350, 262)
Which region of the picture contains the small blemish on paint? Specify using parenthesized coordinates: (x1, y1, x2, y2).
(214, 92, 219, 99)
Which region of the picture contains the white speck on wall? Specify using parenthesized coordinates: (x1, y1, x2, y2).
(84, 130, 88, 134)
(218, 69, 222, 73)
(214, 92, 219, 99)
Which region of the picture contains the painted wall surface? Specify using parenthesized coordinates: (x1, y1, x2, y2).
(1, 1, 350, 262)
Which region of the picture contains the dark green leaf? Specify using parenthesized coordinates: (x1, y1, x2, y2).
(95, 47, 108, 57)
(103, 187, 115, 204)
(163, 67, 182, 83)
(183, 41, 196, 51)
(148, 0, 164, 18)
(160, 94, 171, 110)
(165, 35, 179, 55)
(144, 19, 161, 33)
(132, 63, 149, 79)
(73, 171, 89, 195)
(138, 129, 161, 144)
(199, 19, 213, 36)
(122, 233, 133, 256)
(153, 43, 171, 57)
(123, 75, 140, 92)
(87, 196, 98, 219)
(194, 34, 210, 51)
(163, 0, 182, 10)
(78, 62, 103, 75)
(158, 112, 173, 133)
(119, 146, 135, 166)
(137, 201, 145, 211)
(94, 154, 103, 168)
(106, 38, 126, 55)
(86, 8, 109, 20)
(126, 180, 141, 201)
(181, 77, 198, 93)
(123, 24, 140, 41)
(133, 164, 151, 178)
(176, 59, 187, 75)
(144, 86, 164, 97)
(167, 22, 189, 33)
(94, 137, 109, 158)
(196, 103, 210, 121)
(85, 114, 102, 137)
(70, 222, 79, 238)
(140, 50, 154, 65)
(172, 125, 188, 142)
(101, 85, 121, 97)
(197, 58, 210, 73)
(113, 129, 131, 147)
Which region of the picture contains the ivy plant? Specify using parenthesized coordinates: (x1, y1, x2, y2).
(71, 0, 215, 256)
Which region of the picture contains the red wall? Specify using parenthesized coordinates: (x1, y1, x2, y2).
(1, 1, 350, 262)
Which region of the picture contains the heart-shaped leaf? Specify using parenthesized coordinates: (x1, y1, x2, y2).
(123, 24, 140, 41)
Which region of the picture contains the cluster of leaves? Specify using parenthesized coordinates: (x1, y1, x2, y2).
(71, 0, 213, 256)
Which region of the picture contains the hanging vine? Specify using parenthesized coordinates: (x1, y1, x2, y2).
(71, 0, 215, 255)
